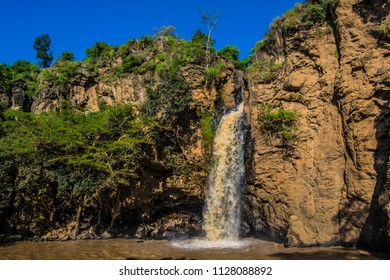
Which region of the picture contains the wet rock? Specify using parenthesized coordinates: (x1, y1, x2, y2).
(135, 213, 202, 239)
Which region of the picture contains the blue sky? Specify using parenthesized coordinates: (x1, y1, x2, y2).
(1, 0, 302, 65)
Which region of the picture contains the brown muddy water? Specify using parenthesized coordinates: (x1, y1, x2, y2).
(0, 238, 387, 260)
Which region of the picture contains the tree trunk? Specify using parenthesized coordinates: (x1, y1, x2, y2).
(74, 205, 82, 238)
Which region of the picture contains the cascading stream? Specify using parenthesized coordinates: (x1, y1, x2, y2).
(203, 102, 246, 241)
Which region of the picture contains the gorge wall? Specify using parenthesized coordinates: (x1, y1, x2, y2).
(0, 0, 389, 252)
(244, 0, 389, 251)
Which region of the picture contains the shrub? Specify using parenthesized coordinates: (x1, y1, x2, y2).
(40, 60, 80, 92)
(235, 55, 253, 70)
(137, 35, 155, 49)
(9, 60, 40, 97)
(0, 64, 12, 94)
(58, 51, 75, 62)
(248, 60, 282, 83)
(117, 54, 141, 74)
(153, 25, 179, 39)
(199, 113, 215, 147)
(85, 42, 114, 61)
(141, 69, 192, 127)
(217, 45, 239, 61)
(302, 3, 327, 25)
(283, 5, 304, 32)
(258, 102, 299, 145)
(379, 20, 390, 40)
(205, 61, 226, 81)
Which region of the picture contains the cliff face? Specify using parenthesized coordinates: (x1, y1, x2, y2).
(245, 0, 389, 250)
(0, 0, 388, 252)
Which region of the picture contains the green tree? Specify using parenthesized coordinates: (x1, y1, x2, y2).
(33, 34, 53, 68)
(0, 64, 12, 94)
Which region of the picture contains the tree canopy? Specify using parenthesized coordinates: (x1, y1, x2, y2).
(33, 33, 53, 68)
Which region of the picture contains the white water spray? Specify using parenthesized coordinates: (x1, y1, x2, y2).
(203, 102, 246, 241)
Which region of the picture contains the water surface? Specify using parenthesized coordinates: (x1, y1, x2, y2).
(0, 238, 386, 260)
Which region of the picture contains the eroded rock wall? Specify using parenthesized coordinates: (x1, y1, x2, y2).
(245, 0, 389, 250)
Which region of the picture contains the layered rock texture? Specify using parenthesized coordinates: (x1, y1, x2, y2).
(244, 0, 389, 251)
(0, 0, 389, 253)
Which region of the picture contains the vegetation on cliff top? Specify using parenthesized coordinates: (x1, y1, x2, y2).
(251, 0, 337, 55)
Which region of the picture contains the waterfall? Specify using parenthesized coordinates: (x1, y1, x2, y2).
(203, 102, 246, 241)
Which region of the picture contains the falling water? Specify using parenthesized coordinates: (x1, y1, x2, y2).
(203, 102, 246, 241)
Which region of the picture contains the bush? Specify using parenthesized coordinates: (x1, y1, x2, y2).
(283, 5, 304, 32)
(85, 42, 114, 61)
(217, 45, 239, 61)
(248, 60, 282, 83)
(58, 51, 75, 62)
(258, 102, 299, 144)
(153, 25, 179, 39)
(141, 69, 192, 127)
(117, 54, 141, 74)
(302, 3, 327, 25)
(0, 64, 12, 94)
(40, 60, 80, 92)
(137, 35, 155, 49)
(199, 113, 215, 147)
(9, 60, 40, 97)
(379, 20, 390, 40)
(205, 61, 226, 81)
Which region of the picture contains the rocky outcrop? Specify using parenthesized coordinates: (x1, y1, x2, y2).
(31, 70, 147, 113)
(244, 0, 389, 251)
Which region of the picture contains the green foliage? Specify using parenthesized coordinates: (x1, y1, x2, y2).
(137, 35, 155, 49)
(248, 59, 282, 83)
(258, 102, 299, 145)
(40, 60, 80, 92)
(217, 45, 251, 70)
(199, 112, 215, 148)
(205, 61, 226, 81)
(250, 25, 278, 54)
(142, 69, 192, 127)
(379, 20, 390, 40)
(58, 51, 75, 62)
(0, 104, 162, 234)
(283, 1, 330, 32)
(251, 0, 332, 53)
(302, 3, 327, 25)
(153, 25, 179, 39)
(236, 55, 253, 70)
(176, 31, 209, 64)
(191, 30, 211, 47)
(33, 33, 53, 68)
(218, 45, 239, 61)
(8, 60, 40, 97)
(0, 64, 12, 94)
(85, 42, 114, 61)
(117, 54, 141, 74)
(283, 5, 304, 32)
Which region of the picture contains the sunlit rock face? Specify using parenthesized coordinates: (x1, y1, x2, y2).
(244, 0, 390, 251)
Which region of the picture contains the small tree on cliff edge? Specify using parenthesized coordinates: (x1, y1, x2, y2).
(33, 33, 53, 68)
(200, 10, 219, 70)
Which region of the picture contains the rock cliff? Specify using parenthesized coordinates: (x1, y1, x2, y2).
(244, 0, 389, 251)
(0, 0, 388, 253)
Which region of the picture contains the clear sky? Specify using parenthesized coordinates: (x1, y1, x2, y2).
(1, 0, 302, 65)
